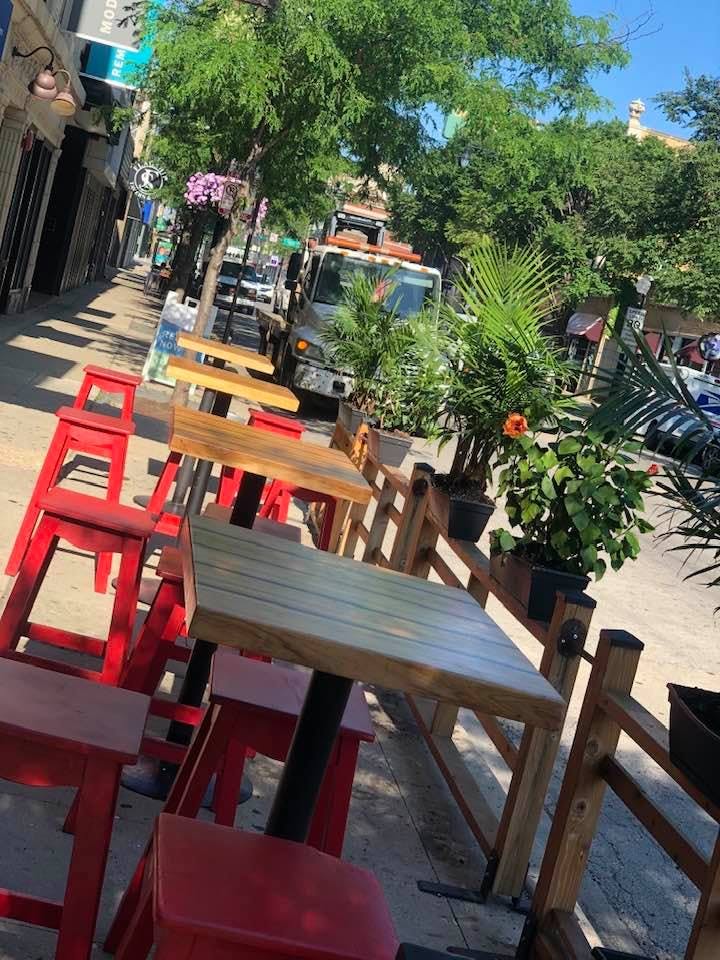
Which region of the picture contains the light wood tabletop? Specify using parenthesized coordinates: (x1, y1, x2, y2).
(167, 356, 299, 412)
(170, 406, 372, 504)
(181, 517, 565, 730)
(177, 331, 275, 376)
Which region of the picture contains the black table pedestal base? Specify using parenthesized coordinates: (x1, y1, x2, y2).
(121, 756, 253, 806)
(265, 670, 353, 843)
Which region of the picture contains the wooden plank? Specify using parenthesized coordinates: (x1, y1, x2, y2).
(535, 910, 594, 960)
(343, 460, 378, 559)
(170, 406, 371, 504)
(185, 518, 566, 727)
(428, 548, 464, 589)
(687, 829, 720, 959)
(492, 593, 596, 896)
(167, 356, 299, 411)
(430, 701, 460, 737)
(531, 630, 644, 922)
(362, 476, 396, 564)
(602, 755, 707, 889)
(601, 692, 720, 824)
(177, 331, 275, 375)
(408, 694, 498, 856)
(475, 712, 518, 770)
(389, 463, 434, 575)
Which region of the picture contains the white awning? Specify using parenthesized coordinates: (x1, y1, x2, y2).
(566, 313, 604, 341)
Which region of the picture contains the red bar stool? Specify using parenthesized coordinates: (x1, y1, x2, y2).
(0, 657, 149, 960)
(261, 482, 338, 550)
(0, 489, 154, 685)
(216, 408, 305, 507)
(105, 660, 375, 956)
(5, 406, 135, 591)
(74, 364, 142, 420)
(115, 814, 398, 960)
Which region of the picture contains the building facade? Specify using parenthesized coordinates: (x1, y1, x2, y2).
(0, 0, 136, 316)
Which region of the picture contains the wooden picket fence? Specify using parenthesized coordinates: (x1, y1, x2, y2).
(521, 629, 720, 960)
(330, 419, 596, 899)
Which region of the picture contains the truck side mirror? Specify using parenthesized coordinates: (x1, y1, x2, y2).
(285, 279, 298, 292)
(285, 251, 302, 284)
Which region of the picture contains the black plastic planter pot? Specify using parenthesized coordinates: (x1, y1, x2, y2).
(446, 496, 494, 542)
(668, 683, 720, 807)
(367, 427, 413, 468)
(490, 552, 590, 622)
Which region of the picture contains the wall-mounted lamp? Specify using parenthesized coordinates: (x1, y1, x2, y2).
(12, 46, 78, 117)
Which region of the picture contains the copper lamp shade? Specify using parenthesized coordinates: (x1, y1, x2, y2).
(30, 69, 58, 101)
(50, 71, 77, 117)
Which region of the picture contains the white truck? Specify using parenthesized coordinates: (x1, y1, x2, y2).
(644, 364, 720, 470)
(258, 233, 442, 402)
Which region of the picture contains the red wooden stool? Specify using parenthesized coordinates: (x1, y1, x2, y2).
(0, 488, 154, 685)
(261, 481, 337, 550)
(5, 406, 135, 592)
(105, 661, 375, 957)
(216, 409, 305, 507)
(0, 657, 149, 960)
(115, 814, 398, 960)
(74, 364, 142, 420)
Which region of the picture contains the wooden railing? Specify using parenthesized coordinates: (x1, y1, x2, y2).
(520, 629, 720, 960)
(331, 420, 596, 899)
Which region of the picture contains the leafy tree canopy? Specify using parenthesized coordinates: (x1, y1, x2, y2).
(657, 72, 720, 143)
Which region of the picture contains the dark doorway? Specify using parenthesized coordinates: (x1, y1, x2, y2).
(0, 135, 52, 313)
(32, 126, 88, 296)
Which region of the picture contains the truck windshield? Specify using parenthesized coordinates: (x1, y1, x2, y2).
(314, 254, 438, 317)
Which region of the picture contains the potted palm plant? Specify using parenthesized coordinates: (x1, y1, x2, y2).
(590, 333, 720, 804)
(324, 276, 445, 467)
(490, 417, 655, 621)
(434, 242, 571, 542)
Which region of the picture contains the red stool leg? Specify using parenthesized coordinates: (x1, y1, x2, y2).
(94, 433, 128, 594)
(5, 422, 69, 577)
(318, 738, 360, 857)
(73, 375, 93, 411)
(121, 384, 136, 421)
(216, 466, 243, 507)
(121, 580, 185, 694)
(102, 537, 144, 685)
(105, 703, 239, 955)
(55, 757, 121, 960)
(148, 451, 182, 516)
(212, 735, 248, 827)
(0, 517, 60, 654)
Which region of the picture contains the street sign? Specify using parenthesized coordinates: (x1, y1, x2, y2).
(131, 165, 165, 199)
(218, 178, 246, 218)
(81, 40, 152, 90)
(621, 306, 647, 348)
(280, 237, 301, 250)
(68, 0, 141, 52)
(0, 1, 12, 63)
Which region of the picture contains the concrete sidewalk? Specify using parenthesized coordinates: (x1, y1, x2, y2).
(0, 266, 716, 958)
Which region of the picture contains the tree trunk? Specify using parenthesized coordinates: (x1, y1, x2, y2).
(171, 211, 209, 300)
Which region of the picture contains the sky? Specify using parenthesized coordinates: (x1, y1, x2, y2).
(575, 0, 720, 136)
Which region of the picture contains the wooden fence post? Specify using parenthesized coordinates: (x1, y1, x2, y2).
(488, 592, 596, 899)
(329, 424, 368, 553)
(362, 475, 396, 564)
(389, 463, 434, 574)
(687, 828, 720, 959)
(343, 457, 379, 559)
(522, 629, 644, 952)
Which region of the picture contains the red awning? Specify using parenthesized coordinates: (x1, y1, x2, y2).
(566, 313, 604, 342)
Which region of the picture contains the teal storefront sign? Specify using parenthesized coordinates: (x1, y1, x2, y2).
(82, 41, 152, 90)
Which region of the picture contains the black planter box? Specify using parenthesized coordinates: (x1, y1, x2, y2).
(490, 552, 590, 622)
(668, 683, 720, 808)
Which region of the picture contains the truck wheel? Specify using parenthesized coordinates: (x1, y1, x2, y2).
(258, 328, 269, 356)
(277, 344, 296, 388)
(644, 421, 661, 452)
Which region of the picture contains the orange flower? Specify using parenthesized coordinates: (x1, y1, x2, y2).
(503, 413, 528, 438)
(647, 463, 660, 477)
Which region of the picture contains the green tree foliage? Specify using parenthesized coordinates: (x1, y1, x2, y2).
(391, 110, 720, 319)
(657, 72, 720, 143)
(134, 0, 632, 331)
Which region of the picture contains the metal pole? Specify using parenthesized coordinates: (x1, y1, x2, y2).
(221, 194, 262, 344)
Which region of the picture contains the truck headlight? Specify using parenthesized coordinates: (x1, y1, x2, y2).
(294, 339, 324, 361)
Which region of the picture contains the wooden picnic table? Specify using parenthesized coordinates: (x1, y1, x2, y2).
(181, 516, 565, 842)
(167, 355, 298, 412)
(162, 406, 372, 777)
(177, 331, 275, 377)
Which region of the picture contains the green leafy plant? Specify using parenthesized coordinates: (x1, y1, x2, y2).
(491, 421, 655, 579)
(438, 242, 573, 497)
(322, 275, 446, 437)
